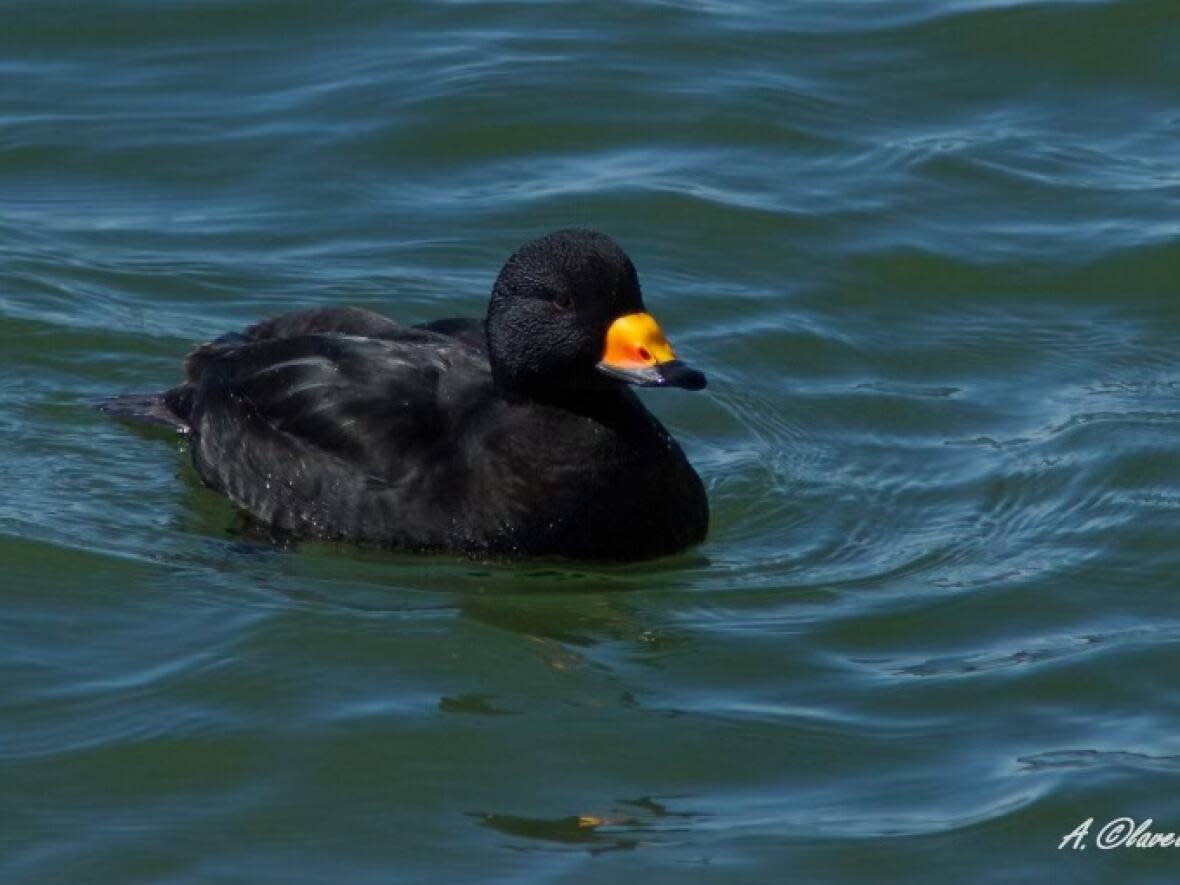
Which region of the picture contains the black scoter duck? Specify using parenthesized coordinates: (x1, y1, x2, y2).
(105, 229, 708, 561)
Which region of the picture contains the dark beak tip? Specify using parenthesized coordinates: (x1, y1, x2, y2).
(596, 359, 707, 391)
(659, 361, 707, 391)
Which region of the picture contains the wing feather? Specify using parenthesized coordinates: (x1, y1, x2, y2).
(184, 327, 500, 547)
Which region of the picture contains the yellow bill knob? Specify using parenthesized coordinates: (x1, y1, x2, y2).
(597, 312, 706, 390)
(601, 312, 678, 369)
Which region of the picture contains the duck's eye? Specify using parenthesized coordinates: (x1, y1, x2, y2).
(552, 291, 574, 311)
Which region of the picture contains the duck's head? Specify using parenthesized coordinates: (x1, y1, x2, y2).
(486, 229, 707, 397)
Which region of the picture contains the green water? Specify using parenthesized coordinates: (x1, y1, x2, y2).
(2, 1, 1179, 882)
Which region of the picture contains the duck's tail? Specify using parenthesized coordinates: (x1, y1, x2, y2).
(97, 390, 192, 435)
(98, 333, 238, 435)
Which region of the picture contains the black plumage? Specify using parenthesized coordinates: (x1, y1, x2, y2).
(104, 229, 708, 561)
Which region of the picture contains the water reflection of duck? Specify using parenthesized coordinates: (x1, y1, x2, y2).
(104, 230, 709, 561)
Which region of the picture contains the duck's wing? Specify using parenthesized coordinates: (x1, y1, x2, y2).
(179, 329, 498, 547)
(98, 307, 425, 435)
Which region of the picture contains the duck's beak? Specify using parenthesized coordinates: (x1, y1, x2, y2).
(596, 312, 707, 391)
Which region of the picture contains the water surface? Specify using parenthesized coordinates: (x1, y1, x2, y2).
(2, 1, 1179, 882)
